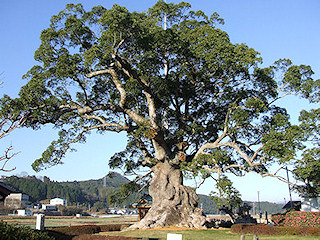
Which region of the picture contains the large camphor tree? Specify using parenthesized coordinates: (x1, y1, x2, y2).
(0, 1, 319, 228)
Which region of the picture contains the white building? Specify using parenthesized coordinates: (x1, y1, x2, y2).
(50, 197, 67, 206)
(4, 193, 31, 209)
(41, 204, 57, 211)
(17, 209, 33, 216)
(301, 197, 320, 212)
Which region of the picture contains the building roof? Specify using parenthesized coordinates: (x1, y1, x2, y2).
(51, 197, 66, 200)
(0, 182, 18, 200)
(132, 194, 152, 208)
(282, 201, 301, 210)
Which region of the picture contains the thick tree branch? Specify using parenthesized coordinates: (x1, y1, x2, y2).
(86, 69, 113, 78)
(86, 46, 170, 160)
(112, 54, 159, 129)
(86, 68, 148, 125)
(107, 53, 170, 160)
(82, 114, 129, 132)
(194, 107, 233, 159)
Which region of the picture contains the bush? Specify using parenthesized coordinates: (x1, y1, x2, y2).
(99, 224, 131, 232)
(231, 223, 276, 235)
(48, 224, 132, 236)
(59, 206, 84, 216)
(50, 225, 101, 236)
(271, 211, 320, 227)
(45, 230, 73, 240)
(0, 221, 54, 240)
(231, 223, 320, 236)
(47, 224, 136, 240)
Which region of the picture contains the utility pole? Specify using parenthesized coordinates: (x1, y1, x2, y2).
(163, 0, 169, 130)
(257, 191, 261, 223)
(286, 166, 294, 209)
(103, 175, 107, 187)
(164, 0, 168, 77)
(164, 0, 167, 30)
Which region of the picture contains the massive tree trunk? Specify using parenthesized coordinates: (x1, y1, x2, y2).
(129, 161, 207, 229)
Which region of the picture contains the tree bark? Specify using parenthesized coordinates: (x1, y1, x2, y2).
(129, 161, 207, 229)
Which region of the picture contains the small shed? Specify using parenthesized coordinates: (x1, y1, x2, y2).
(282, 201, 301, 211)
(132, 194, 152, 220)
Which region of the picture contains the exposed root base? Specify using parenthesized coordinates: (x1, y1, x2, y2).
(128, 161, 208, 230)
(128, 206, 207, 230)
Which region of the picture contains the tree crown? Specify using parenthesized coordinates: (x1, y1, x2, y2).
(1, 1, 319, 195)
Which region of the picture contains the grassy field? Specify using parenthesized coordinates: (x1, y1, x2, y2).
(0, 215, 137, 228)
(2, 215, 320, 240)
(102, 229, 320, 240)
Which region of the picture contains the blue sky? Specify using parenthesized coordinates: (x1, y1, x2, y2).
(0, 0, 319, 203)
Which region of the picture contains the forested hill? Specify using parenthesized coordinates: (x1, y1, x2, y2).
(198, 195, 283, 215)
(1, 173, 283, 214)
(1, 172, 135, 205)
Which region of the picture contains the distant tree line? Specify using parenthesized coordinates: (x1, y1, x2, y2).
(2, 172, 141, 207)
(2, 173, 283, 214)
(3, 175, 87, 204)
(198, 195, 282, 215)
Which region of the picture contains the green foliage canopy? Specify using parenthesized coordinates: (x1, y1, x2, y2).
(210, 176, 242, 209)
(0, 1, 319, 197)
(294, 108, 320, 196)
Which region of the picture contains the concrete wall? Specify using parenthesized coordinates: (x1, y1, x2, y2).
(301, 197, 320, 212)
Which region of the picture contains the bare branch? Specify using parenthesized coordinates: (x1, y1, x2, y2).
(73, 76, 89, 103)
(259, 170, 296, 187)
(0, 145, 17, 172)
(134, 171, 152, 193)
(1, 114, 26, 172)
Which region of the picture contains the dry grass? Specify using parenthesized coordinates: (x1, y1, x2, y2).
(102, 228, 320, 240)
(0, 215, 138, 228)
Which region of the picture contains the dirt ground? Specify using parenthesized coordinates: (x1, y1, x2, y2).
(0, 215, 139, 228)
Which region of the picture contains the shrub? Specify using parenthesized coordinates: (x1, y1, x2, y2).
(231, 223, 276, 235)
(51, 225, 101, 236)
(271, 212, 286, 225)
(0, 221, 54, 240)
(48, 224, 132, 236)
(271, 211, 320, 227)
(45, 230, 73, 240)
(231, 223, 320, 236)
(99, 224, 131, 232)
(59, 206, 84, 216)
